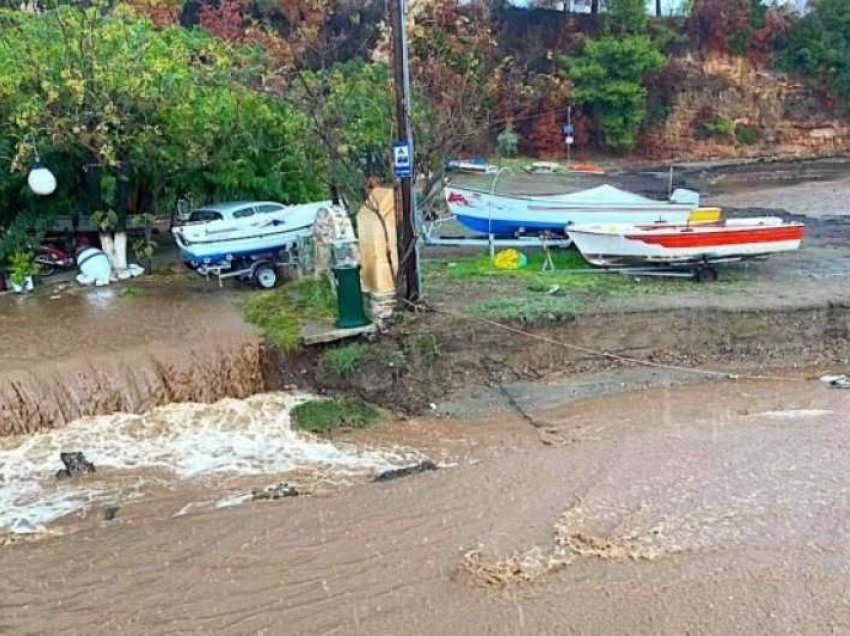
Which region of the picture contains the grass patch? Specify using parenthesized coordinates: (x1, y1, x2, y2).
(240, 277, 336, 352)
(287, 277, 337, 319)
(291, 397, 383, 433)
(440, 250, 587, 280)
(428, 250, 749, 299)
(322, 342, 374, 377)
(472, 295, 583, 323)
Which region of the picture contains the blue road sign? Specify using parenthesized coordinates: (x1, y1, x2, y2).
(393, 141, 412, 179)
(562, 124, 575, 135)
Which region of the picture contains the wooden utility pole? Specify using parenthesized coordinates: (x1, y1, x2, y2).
(389, 0, 420, 303)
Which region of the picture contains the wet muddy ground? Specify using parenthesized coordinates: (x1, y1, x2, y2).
(3, 379, 850, 634)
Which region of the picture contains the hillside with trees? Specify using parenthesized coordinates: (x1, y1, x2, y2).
(0, 0, 848, 258)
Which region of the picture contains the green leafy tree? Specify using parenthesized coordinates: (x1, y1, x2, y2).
(289, 60, 394, 204)
(605, 0, 649, 35)
(566, 36, 665, 150)
(0, 5, 322, 261)
(782, 0, 850, 104)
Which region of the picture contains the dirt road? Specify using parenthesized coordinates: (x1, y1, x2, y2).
(3, 379, 850, 634)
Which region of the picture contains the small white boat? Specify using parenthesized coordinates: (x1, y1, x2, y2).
(446, 160, 500, 175)
(173, 200, 331, 268)
(444, 184, 700, 236)
(568, 217, 805, 267)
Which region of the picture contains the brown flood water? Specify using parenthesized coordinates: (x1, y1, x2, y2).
(0, 280, 263, 436)
(3, 378, 850, 634)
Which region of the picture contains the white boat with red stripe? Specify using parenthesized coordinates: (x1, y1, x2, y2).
(568, 217, 805, 267)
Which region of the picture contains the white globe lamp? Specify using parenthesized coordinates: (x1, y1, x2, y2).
(28, 162, 57, 196)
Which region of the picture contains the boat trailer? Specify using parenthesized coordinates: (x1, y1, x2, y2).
(549, 256, 764, 283)
(422, 220, 573, 258)
(194, 248, 304, 289)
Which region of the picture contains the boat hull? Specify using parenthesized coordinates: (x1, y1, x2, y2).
(445, 186, 696, 236)
(568, 218, 805, 267)
(173, 201, 330, 267)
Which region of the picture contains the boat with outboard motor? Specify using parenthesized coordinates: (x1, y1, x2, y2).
(443, 184, 700, 236)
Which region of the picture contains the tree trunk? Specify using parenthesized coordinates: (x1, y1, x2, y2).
(656, 0, 662, 16)
(590, 0, 599, 14)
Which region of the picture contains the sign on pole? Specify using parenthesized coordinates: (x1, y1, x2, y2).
(393, 141, 412, 179)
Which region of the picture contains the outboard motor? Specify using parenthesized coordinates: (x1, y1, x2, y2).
(75, 244, 112, 286)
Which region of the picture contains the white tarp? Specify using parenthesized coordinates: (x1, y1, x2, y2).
(548, 184, 660, 205)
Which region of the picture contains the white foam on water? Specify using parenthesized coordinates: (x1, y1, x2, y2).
(748, 409, 833, 419)
(0, 392, 423, 533)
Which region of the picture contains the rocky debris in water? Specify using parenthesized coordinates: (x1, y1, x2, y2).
(8, 518, 45, 535)
(55, 451, 96, 479)
(252, 483, 300, 501)
(821, 374, 850, 389)
(374, 460, 439, 482)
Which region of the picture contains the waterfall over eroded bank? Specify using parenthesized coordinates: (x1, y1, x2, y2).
(0, 392, 425, 534)
(0, 282, 267, 436)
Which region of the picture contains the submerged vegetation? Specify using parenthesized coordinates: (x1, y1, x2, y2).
(291, 397, 383, 433)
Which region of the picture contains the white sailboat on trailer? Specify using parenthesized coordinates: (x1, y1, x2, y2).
(173, 200, 332, 268)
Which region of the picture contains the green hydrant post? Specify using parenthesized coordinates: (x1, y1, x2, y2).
(332, 265, 371, 329)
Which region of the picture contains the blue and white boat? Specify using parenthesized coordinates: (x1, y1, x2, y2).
(173, 200, 331, 268)
(444, 184, 700, 236)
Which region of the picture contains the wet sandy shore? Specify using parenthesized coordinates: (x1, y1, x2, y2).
(3, 379, 850, 634)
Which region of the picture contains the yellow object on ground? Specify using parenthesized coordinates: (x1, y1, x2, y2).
(493, 249, 528, 270)
(689, 207, 723, 224)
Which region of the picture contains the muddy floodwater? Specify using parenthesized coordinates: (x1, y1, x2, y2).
(0, 280, 264, 435)
(2, 378, 850, 634)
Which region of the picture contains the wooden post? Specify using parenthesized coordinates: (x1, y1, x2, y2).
(389, 0, 420, 303)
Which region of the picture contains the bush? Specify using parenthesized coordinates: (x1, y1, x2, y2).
(496, 121, 519, 157)
(291, 397, 383, 433)
(322, 342, 374, 377)
(781, 0, 850, 104)
(565, 36, 665, 150)
(735, 125, 759, 146)
(696, 116, 736, 141)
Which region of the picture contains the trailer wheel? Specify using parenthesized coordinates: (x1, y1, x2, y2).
(253, 263, 278, 289)
(694, 265, 718, 283)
